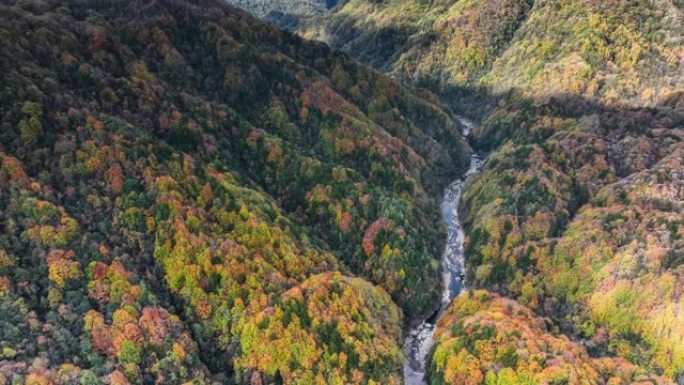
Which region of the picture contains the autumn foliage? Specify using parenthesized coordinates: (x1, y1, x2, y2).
(0, 0, 472, 383)
(430, 291, 672, 385)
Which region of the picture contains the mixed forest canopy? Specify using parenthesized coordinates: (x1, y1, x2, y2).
(238, 0, 684, 383)
(0, 0, 470, 383)
(1, 0, 683, 384)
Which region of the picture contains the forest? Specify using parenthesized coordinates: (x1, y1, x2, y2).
(274, 0, 684, 383)
(0, 0, 470, 383)
(1, 0, 683, 384)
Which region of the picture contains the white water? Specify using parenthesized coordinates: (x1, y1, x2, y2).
(456, 115, 477, 138)
(403, 117, 483, 385)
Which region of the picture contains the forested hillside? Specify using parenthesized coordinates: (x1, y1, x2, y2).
(268, 0, 684, 382)
(0, 0, 471, 384)
(3, 0, 683, 383)
(430, 291, 671, 384)
(291, 0, 534, 111)
(292, 0, 684, 113)
(224, 0, 340, 18)
(460, 94, 684, 378)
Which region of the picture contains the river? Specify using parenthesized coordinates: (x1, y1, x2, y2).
(403, 117, 483, 385)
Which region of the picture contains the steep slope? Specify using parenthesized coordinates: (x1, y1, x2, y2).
(292, 0, 684, 113)
(457, 1, 684, 379)
(481, 0, 684, 107)
(292, 0, 534, 111)
(462, 129, 684, 378)
(0, 0, 470, 384)
(430, 291, 671, 385)
(267, 0, 684, 381)
(225, 0, 340, 18)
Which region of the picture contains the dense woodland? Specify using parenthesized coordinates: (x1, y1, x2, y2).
(225, 0, 339, 18)
(269, 0, 684, 383)
(430, 291, 671, 384)
(2, 0, 684, 384)
(0, 0, 471, 383)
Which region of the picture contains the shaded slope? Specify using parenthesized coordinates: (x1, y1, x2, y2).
(274, 0, 684, 381)
(0, 0, 470, 383)
(225, 0, 340, 18)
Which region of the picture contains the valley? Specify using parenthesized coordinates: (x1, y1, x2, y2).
(0, 0, 682, 384)
(404, 127, 482, 385)
(234, 0, 684, 383)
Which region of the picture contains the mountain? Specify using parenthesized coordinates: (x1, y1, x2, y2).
(289, 0, 534, 110)
(224, 0, 341, 18)
(262, 0, 684, 381)
(461, 99, 683, 380)
(2, 0, 684, 383)
(458, 1, 684, 380)
(0, 0, 471, 384)
(292, 0, 684, 113)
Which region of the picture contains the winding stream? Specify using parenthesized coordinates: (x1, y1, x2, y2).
(403, 117, 483, 385)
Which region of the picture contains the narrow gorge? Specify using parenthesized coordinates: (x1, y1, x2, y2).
(404, 116, 483, 385)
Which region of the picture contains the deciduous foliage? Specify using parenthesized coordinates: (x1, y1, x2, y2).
(236, 272, 403, 385)
(0, 0, 471, 383)
(430, 291, 671, 385)
(296, 0, 533, 95)
(279, 0, 684, 381)
(460, 72, 683, 382)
